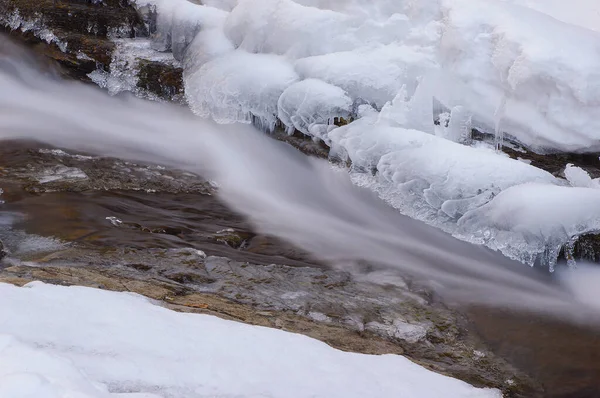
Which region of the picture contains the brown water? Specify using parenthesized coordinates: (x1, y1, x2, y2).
(0, 141, 322, 268)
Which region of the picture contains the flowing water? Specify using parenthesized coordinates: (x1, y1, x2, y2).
(2, 36, 599, 322)
(2, 35, 600, 397)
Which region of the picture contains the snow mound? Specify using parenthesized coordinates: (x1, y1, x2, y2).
(457, 184, 600, 269)
(0, 282, 501, 398)
(225, 0, 411, 59)
(278, 79, 353, 136)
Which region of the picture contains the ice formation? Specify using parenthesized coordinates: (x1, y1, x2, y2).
(564, 164, 600, 189)
(457, 184, 600, 269)
(185, 51, 299, 130)
(113, 0, 600, 267)
(0, 282, 502, 398)
(124, 0, 600, 152)
(278, 79, 353, 136)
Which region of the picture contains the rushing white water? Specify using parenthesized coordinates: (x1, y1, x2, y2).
(0, 38, 599, 325)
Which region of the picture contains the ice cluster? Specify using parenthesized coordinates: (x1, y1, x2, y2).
(118, 0, 600, 268)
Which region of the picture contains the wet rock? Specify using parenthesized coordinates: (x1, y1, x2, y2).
(161, 270, 215, 285)
(211, 228, 252, 249)
(137, 59, 183, 101)
(0, 0, 143, 79)
(0, 143, 214, 194)
(0, 239, 7, 261)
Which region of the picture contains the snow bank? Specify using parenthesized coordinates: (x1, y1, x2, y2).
(0, 282, 501, 398)
(500, 0, 600, 32)
(0, 335, 160, 398)
(225, 0, 411, 59)
(438, 0, 600, 152)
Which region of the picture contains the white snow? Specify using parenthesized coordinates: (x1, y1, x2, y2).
(0, 282, 501, 398)
(437, 0, 600, 153)
(564, 164, 600, 189)
(295, 44, 438, 110)
(500, 0, 600, 32)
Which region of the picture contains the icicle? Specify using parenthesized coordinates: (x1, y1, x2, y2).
(564, 237, 578, 269)
(494, 95, 507, 152)
(446, 105, 473, 144)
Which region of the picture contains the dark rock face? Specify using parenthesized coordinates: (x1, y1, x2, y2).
(137, 59, 183, 100)
(0, 239, 6, 261)
(0, 0, 187, 99)
(0, 0, 141, 78)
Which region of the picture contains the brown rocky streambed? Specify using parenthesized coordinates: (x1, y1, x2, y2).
(0, 140, 535, 396)
(2, 140, 600, 398)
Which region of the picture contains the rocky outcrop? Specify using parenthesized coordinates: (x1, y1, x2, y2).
(0, 0, 138, 77)
(0, 0, 185, 101)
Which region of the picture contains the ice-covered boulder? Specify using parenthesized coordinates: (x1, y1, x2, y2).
(436, 0, 600, 152)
